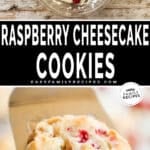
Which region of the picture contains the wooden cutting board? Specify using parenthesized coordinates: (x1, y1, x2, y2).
(9, 88, 114, 150)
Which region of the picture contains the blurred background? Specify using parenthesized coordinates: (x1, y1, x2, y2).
(0, 87, 150, 150)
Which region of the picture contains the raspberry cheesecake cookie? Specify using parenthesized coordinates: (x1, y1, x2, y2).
(26, 115, 131, 150)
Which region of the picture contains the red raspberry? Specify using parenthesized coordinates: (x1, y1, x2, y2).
(79, 130, 89, 143)
(91, 143, 101, 149)
(67, 127, 72, 131)
(91, 143, 95, 147)
(73, 0, 81, 4)
(95, 129, 107, 136)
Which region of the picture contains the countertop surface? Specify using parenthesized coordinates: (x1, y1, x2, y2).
(0, 0, 150, 19)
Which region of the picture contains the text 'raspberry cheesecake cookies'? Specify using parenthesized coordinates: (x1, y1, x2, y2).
(26, 115, 131, 150)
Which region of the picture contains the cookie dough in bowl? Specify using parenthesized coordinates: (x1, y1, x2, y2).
(26, 115, 131, 150)
(40, 0, 110, 17)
